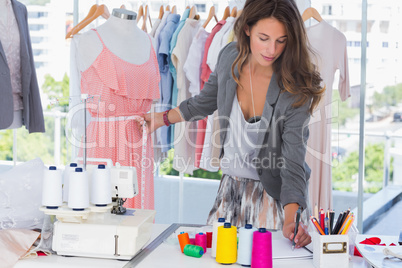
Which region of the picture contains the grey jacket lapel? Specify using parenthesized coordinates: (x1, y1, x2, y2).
(0, 41, 7, 65)
(12, 0, 31, 88)
(255, 72, 281, 157)
(219, 64, 238, 145)
(13, 1, 28, 63)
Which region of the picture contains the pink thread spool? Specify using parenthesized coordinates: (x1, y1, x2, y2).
(251, 228, 272, 268)
(195, 232, 207, 253)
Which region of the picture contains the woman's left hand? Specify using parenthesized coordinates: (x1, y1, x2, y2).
(282, 221, 311, 249)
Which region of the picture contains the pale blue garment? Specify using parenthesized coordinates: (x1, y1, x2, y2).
(153, 10, 171, 155)
(169, 8, 190, 146)
(157, 13, 181, 152)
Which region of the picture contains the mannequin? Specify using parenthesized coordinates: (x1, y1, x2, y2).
(0, 0, 23, 129)
(69, 8, 160, 210)
(74, 8, 151, 72)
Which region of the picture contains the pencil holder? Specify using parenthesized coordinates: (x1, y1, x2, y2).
(313, 232, 349, 268)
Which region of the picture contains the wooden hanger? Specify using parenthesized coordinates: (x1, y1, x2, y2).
(230, 7, 237, 17)
(66, 4, 110, 39)
(141, 5, 152, 32)
(302, 7, 323, 22)
(137, 5, 144, 23)
(222, 6, 230, 20)
(158, 5, 164, 19)
(236, 9, 243, 18)
(171, 5, 177, 14)
(189, 6, 197, 19)
(203, 6, 218, 28)
(66, 4, 98, 39)
(165, 5, 170, 11)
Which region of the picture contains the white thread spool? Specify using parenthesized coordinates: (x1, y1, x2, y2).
(68, 167, 89, 210)
(237, 224, 257, 266)
(91, 164, 112, 206)
(41, 166, 62, 209)
(62, 163, 78, 203)
(211, 217, 225, 258)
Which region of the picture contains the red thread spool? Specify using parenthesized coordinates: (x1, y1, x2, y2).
(190, 238, 196, 245)
(195, 232, 207, 253)
(206, 232, 213, 248)
(178, 232, 191, 253)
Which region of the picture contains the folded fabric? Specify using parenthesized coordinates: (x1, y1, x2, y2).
(0, 229, 40, 268)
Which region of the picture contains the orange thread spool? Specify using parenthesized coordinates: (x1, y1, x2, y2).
(178, 232, 191, 253)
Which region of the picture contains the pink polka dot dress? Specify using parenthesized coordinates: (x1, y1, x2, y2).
(80, 30, 160, 209)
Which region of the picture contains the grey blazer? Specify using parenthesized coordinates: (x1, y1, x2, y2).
(180, 42, 311, 209)
(0, 0, 45, 133)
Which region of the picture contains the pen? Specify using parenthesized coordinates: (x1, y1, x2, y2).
(324, 217, 329, 235)
(329, 210, 335, 233)
(332, 212, 344, 234)
(292, 206, 302, 250)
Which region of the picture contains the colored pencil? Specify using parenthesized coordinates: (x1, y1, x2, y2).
(320, 209, 325, 231)
(341, 215, 355, 235)
(338, 213, 352, 234)
(310, 216, 325, 235)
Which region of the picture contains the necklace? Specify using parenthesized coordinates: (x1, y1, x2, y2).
(248, 61, 259, 128)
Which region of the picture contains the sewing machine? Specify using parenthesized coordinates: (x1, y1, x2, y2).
(40, 161, 155, 260)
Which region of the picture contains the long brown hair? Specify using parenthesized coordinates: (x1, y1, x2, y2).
(232, 0, 324, 114)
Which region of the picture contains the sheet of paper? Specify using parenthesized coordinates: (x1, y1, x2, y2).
(272, 236, 313, 259)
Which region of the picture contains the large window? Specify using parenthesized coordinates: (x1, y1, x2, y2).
(1, 0, 400, 229)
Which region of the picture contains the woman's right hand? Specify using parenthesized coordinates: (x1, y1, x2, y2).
(136, 112, 165, 135)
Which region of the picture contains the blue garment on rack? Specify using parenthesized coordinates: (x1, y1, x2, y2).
(169, 8, 190, 147)
(157, 13, 181, 152)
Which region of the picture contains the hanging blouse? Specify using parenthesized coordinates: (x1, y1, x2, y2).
(79, 30, 160, 209)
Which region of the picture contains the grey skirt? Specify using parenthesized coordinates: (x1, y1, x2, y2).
(206, 174, 285, 230)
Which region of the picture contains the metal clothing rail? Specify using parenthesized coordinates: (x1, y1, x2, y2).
(123, 223, 204, 267)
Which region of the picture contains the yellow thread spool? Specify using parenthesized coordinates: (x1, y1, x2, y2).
(216, 222, 237, 264)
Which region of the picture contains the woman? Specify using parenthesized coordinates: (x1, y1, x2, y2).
(139, 0, 324, 248)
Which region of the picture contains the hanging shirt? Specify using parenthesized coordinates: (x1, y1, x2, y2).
(207, 17, 236, 72)
(150, 18, 161, 37)
(183, 27, 209, 97)
(152, 10, 171, 160)
(0, 0, 23, 111)
(157, 13, 181, 152)
(168, 8, 190, 148)
(171, 18, 201, 174)
(305, 20, 350, 211)
(153, 11, 170, 54)
(195, 20, 226, 169)
(169, 8, 190, 108)
(227, 28, 236, 43)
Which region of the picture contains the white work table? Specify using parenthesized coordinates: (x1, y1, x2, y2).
(16, 224, 370, 268)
